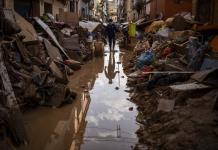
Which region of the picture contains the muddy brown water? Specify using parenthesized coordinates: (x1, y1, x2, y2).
(19, 44, 138, 150)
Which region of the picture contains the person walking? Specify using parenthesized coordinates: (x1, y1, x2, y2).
(105, 19, 116, 51)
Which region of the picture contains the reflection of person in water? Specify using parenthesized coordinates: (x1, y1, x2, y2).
(104, 52, 118, 84)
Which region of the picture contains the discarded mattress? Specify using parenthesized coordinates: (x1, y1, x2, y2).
(79, 21, 100, 32)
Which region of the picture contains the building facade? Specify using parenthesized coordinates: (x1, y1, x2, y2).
(3, 0, 96, 19)
(68, 0, 95, 19)
(3, 0, 69, 17)
(122, 0, 137, 21)
(108, 0, 117, 21)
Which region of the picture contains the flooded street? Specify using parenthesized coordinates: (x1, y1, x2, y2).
(81, 44, 138, 150)
(19, 43, 138, 150)
(2, 1, 218, 149)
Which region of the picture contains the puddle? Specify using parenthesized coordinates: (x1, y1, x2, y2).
(19, 43, 138, 150)
(80, 44, 138, 150)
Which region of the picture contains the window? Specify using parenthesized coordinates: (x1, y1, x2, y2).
(44, 2, 52, 14)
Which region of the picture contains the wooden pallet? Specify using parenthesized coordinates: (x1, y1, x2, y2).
(0, 45, 28, 145)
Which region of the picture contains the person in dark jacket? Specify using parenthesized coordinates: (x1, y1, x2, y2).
(105, 19, 116, 51)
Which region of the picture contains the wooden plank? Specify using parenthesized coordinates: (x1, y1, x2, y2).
(0, 46, 18, 108)
(44, 38, 63, 61)
(0, 45, 28, 144)
(170, 82, 211, 91)
(15, 39, 31, 64)
(49, 61, 64, 80)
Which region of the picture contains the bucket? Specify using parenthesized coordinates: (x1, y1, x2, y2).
(94, 41, 104, 57)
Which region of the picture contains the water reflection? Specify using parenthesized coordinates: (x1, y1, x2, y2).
(43, 90, 91, 150)
(80, 44, 138, 150)
(104, 52, 118, 84)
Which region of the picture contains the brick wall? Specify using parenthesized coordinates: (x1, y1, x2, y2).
(165, 0, 192, 18)
(150, 0, 165, 19)
(149, 0, 192, 19)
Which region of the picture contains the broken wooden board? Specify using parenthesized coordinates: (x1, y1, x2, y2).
(15, 39, 31, 64)
(191, 68, 218, 82)
(34, 17, 69, 58)
(170, 82, 211, 92)
(0, 46, 28, 144)
(165, 63, 186, 71)
(49, 61, 64, 80)
(44, 38, 63, 61)
(0, 46, 19, 108)
(157, 99, 175, 112)
(14, 12, 38, 43)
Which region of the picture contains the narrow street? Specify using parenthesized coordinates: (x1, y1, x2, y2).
(1, 0, 218, 150)
(19, 43, 138, 150)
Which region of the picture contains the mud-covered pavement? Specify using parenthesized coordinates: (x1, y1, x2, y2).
(18, 43, 139, 150)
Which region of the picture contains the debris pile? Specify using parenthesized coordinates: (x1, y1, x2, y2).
(0, 9, 104, 148)
(123, 14, 218, 150)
